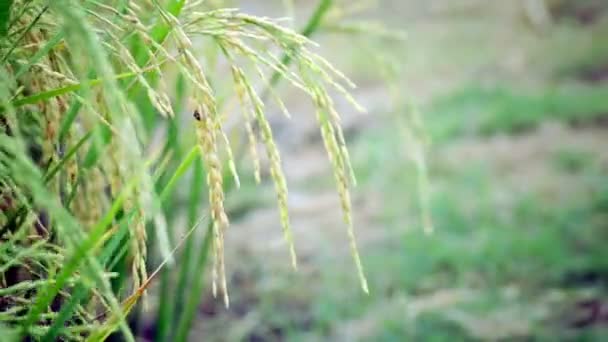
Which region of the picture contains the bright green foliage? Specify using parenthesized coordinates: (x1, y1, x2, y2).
(427, 84, 608, 140)
(0, 1, 12, 37)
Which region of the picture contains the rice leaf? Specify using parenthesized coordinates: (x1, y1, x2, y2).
(0, 1, 14, 38)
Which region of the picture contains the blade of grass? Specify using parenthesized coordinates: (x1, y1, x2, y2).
(156, 71, 191, 341)
(160, 73, 187, 158)
(267, 0, 333, 89)
(2, 129, 93, 241)
(173, 221, 213, 342)
(41, 214, 134, 341)
(159, 156, 204, 341)
(20, 173, 139, 339)
(10, 68, 157, 108)
(87, 215, 207, 342)
(15, 31, 64, 79)
(41, 285, 88, 342)
(1, 5, 48, 63)
(156, 249, 173, 342)
(127, 0, 187, 127)
(132, 0, 186, 67)
(43, 130, 92, 183)
(57, 99, 82, 142)
(159, 146, 198, 202)
(155, 148, 200, 340)
(0, 134, 135, 341)
(81, 124, 113, 169)
(151, 0, 187, 44)
(175, 156, 204, 313)
(0, 1, 12, 38)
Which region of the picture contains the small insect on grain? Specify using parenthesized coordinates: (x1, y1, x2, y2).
(193, 109, 201, 121)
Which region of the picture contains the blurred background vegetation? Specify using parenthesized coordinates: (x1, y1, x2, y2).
(1, 0, 608, 341)
(203, 0, 608, 340)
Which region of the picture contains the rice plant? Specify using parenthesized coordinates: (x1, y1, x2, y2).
(0, 0, 403, 340)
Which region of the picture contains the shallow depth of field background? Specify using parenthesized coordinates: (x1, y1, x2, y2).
(177, 1, 608, 340)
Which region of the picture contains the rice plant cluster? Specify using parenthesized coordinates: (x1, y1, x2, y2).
(0, 0, 376, 340)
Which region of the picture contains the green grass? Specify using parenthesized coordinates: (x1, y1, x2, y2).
(552, 148, 595, 174)
(300, 170, 605, 339)
(237, 108, 608, 339)
(202, 3, 608, 340)
(425, 83, 608, 141)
